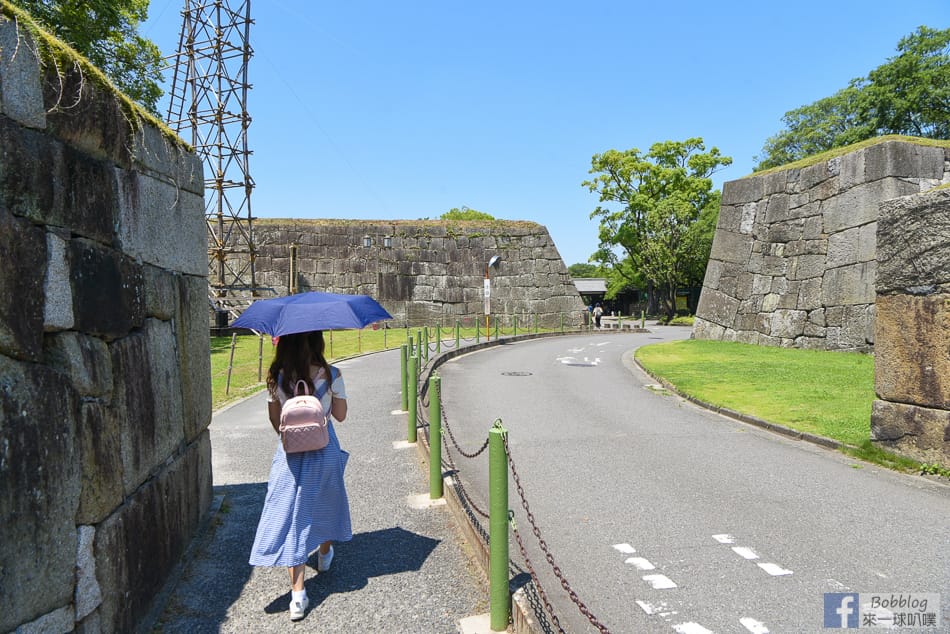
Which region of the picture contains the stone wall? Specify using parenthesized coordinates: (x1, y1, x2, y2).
(871, 188, 950, 466)
(0, 9, 212, 633)
(250, 219, 588, 327)
(693, 139, 950, 351)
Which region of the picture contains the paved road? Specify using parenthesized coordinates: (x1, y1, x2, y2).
(434, 328, 950, 633)
(154, 348, 488, 633)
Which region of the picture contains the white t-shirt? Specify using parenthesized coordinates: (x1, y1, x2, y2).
(268, 365, 347, 415)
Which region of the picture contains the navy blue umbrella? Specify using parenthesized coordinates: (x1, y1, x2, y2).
(231, 292, 393, 336)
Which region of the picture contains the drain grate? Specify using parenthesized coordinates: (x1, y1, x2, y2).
(501, 371, 533, 376)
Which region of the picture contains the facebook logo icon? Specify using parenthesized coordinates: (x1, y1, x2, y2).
(824, 593, 860, 628)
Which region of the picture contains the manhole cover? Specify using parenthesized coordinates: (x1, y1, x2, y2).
(501, 371, 533, 376)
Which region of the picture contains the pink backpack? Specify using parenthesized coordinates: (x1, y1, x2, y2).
(279, 369, 337, 453)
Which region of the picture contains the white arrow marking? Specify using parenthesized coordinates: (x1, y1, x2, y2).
(712, 534, 735, 544)
(635, 600, 677, 617)
(673, 623, 713, 634)
(612, 543, 636, 554)
(732, 546, 759, 560)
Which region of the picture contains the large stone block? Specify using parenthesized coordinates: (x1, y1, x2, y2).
(178, 275, 212, 444)
(143, 264, 178, 320)
(68, 238, 144, 340)
(0, 210, 45, 362)
(876, 189, 950, 292)
(822, 177, 919, 234)
(130, 124, 203, 195)
(827, 222, 877, 268)
(111, 322, 183, 495)
(871, 400, 949, 466)
(865, 141, 946, 181)
(875, 293, 950, 409)
(0, 16, 45, 128)
(769, 309, 806, 338)
(44, 331, 113, 398)
(709, 229, 754, 264)
(75, 402, 124, 524)
(821, 262, 876, 306)
(721, 176, 764, 205)
(695, 288, 740, 328)
(44, 230, 74, 331)
(40, 51, 133, 168)
(116, 170, 206, 276)
(0, 356, 80, 633)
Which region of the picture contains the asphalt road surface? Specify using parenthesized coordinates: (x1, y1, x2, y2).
(434, 327, 950, 633)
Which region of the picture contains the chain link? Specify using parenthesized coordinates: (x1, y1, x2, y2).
(505, 435, 611, 634)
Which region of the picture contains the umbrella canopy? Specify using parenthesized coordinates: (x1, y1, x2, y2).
(231, 292, 393, 337)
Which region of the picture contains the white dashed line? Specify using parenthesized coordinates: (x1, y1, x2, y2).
(642, 574, 678, 589)
(612, 543, 636, 554)
(757, 562, 793, 576)
(732, 546, 759, 560)
(625, 557, 655, 570)
(740, 617, 770, 633)
(636, 600, 677, 617)
(712, 534, 735, 544)
(672, 623, 713, 634)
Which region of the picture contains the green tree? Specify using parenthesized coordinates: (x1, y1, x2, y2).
(756, 26, 950, 170)
(584, 138, 731, 320)
(13, 0, 164, 113)
(567, 263, 602, 277)
(441, 206, 495, 221)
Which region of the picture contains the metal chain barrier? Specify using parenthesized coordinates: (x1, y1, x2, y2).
(505, 435, 612, 634)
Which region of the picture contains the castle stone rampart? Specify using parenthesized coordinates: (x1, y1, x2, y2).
(0, 11, 211, 632)
(694, 139, 950, 351)
(250, 219, 587, 327)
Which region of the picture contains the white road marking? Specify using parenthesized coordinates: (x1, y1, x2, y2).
(757, 562, 793, 576)
(390, 409, 405, 415)
(672, 623, 713, 634)
(612, 543, 636, 554)
(568, 347, 585, 353)
(642, 574, 678, 589)
(712, 534, 735, 544)
(596, 341, 610, 347)
(740, 617, 770, 633)
(625, 557, 655, 570)
(732, 546, 759, 560)
(635, 600, 677, 617)
(392, 440, 415, 449)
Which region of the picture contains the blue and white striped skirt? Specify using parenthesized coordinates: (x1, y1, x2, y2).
(249, 422, 352, 567)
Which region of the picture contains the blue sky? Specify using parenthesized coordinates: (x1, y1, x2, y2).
(142, 1, 947, 267)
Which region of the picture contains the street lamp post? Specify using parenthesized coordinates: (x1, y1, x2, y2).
(485, 255, 500, 341)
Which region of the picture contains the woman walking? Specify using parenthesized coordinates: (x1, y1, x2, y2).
(249, 330, 352, 621)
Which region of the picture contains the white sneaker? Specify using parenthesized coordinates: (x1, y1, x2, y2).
(289, 595, 308, 621)
(317, 545, 334, 572)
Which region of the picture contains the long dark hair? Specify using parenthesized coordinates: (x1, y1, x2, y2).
(266, 331, 333, 397)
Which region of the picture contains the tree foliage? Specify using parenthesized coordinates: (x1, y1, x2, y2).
(13, 0, 164, 113)
(584, 138, 730, 319)
(756, 26, 950, 170)
(441, 206, 495, 221)
(567, 263, 602, 278)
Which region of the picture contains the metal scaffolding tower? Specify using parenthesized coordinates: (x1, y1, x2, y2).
(166, 0, 258, 320)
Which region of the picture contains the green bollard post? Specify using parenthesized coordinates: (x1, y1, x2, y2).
(534, 313, 538, 334)
(423, 327, 429, 363)
(619, 314, 623, 330)
(560, 312, 564, 333)
(436, 324, 441, 354)
(407, 354, 418, 443)
(428, 374, 443, 499)
(494, 318, 499, 340)
(476, 317, 480, 343)
(408, 335, 414, 359)
(641, 310, 645, 329)
(489, 421, 510, 631)
(513, 314, 518, 337)
(455, 320, 461, 348)
(400, 344, 408, 412)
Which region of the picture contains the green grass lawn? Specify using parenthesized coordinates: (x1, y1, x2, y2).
(635, 339, 875, 447)
(210, 321, 561, 410)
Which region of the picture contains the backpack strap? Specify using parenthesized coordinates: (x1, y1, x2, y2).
(313, 366, 339, 401)
(293, 379, 311, 396)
